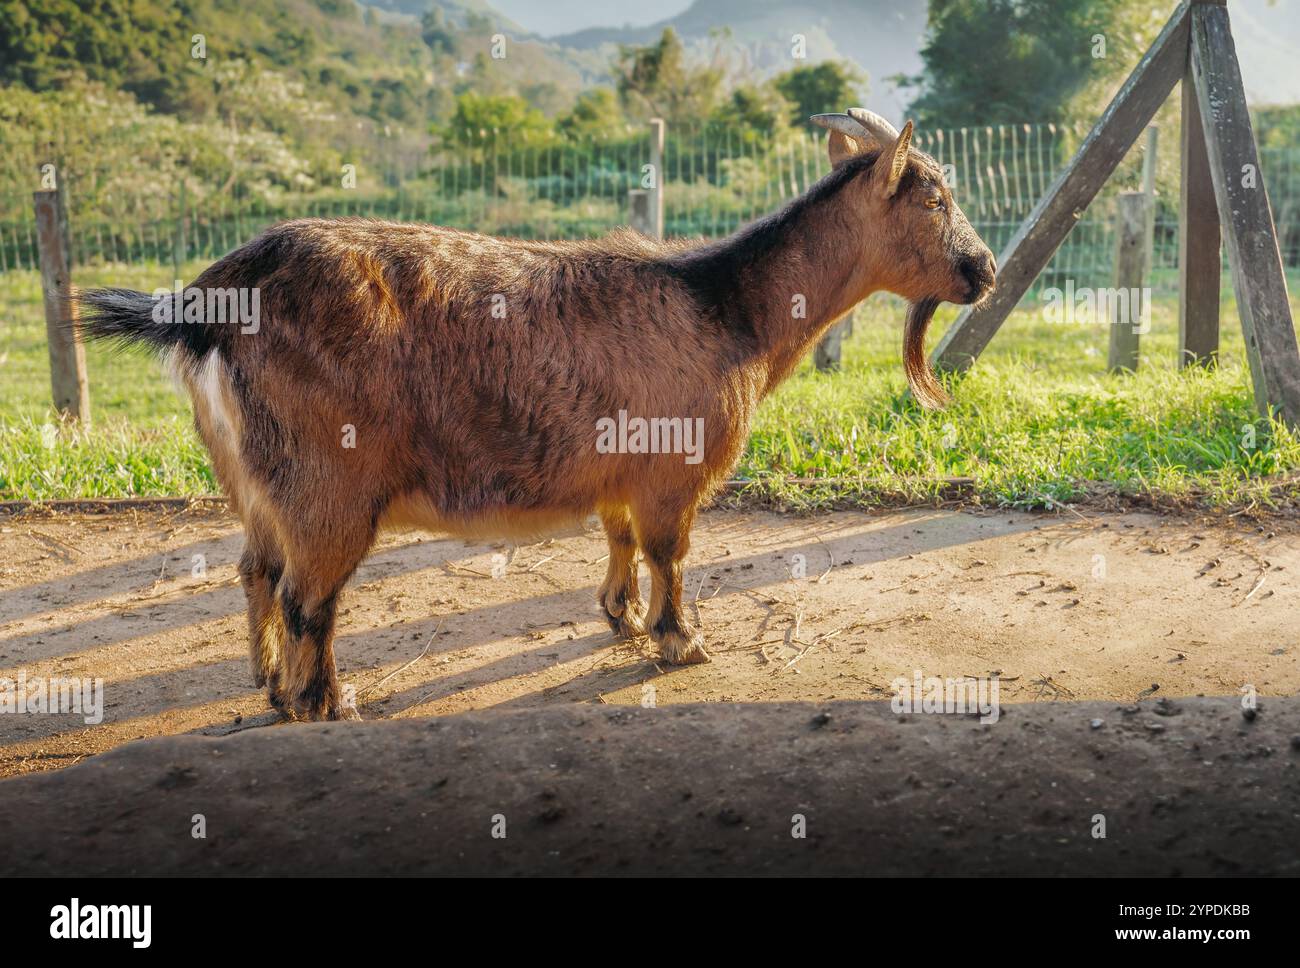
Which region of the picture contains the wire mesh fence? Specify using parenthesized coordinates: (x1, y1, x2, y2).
(2, 118, 1298, 301)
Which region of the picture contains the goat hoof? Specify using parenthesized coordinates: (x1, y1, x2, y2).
(288, 695, 362, 723)
(604, 597, 647, 638)
(657, 630, 710, 665)
(268, 683, 292, 719)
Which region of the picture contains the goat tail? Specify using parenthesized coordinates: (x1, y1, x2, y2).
(76, 288, 215, 362)
(903, 297, 949, 410)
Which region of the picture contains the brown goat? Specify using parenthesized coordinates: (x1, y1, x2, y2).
(79, 110, 995, 721)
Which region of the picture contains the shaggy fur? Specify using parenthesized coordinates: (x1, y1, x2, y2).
(78, 127, 994, 721)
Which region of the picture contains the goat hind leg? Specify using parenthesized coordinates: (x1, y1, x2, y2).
(237, 516, 285, 696)
(598, 505, 646, 637)
(633, 503, 709, 665)
(275, 516, 375, 721)
(276, 573, 356, 721)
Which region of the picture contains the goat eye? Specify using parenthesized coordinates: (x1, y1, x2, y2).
(924, 196, 944, 211)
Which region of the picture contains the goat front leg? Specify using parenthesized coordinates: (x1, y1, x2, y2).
(597, 506, 646, 637)
(633, 502, 709, 665)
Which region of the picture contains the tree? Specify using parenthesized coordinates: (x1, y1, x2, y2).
(558, 88, 628, 141)
(771, 62, 866, 127)
(420, 8, 458, 58)
(442, 91, 552, 145)
(0, 0, 192, 110)
(0, 0, 463, 128)
(714, 85, 790, 133)
(0, 78, 318, 224)
(613, 28, 724, 122)
(895, 0, 1162, 128)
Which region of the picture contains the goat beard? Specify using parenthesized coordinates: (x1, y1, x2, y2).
(903, 296, 950, 410)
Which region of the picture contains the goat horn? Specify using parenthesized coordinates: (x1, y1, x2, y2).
(846, 108, 901, 146)
(809, 113, 870, 140)
(810, 110, 902, 149)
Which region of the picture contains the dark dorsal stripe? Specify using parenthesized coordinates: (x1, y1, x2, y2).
(662, 151, 880, 342)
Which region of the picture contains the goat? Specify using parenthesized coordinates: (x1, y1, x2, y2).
(78, 109, 996, 721)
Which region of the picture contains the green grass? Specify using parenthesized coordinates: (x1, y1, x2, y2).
(3, 261, 1300, 509)
(740, 281, 1300, 509)
(1, 261, 219, 499)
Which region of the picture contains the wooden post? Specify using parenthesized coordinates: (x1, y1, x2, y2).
(931, 0, 1190, 373)
(1191, 1, 1300, 426)
(1178, 69, 1221, 366)
(1141, 125, 1158, 278)
(648, 118, 665, 241)
(1108, 192, 1147, 372)
(33, 188, 90, 423)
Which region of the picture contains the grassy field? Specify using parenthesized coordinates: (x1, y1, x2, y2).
(2, 260, 1300, 508)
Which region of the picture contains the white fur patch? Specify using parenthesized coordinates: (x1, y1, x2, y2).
(194, 349, 236, 439)
(180, 348, 263, 519)
(161, 346, 187, 397)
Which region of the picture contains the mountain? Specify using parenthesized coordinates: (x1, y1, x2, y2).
(360, 0, 615, 87)
(362, 0, 529, 33)
(547, 0, 928, 122)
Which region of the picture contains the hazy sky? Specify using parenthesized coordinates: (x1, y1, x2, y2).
(491, 0, 694, 36)
(491, 0, 1296, 46)
(489, 0, 1298, 103)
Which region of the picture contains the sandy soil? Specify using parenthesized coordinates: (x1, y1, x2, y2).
(1, 504, 1297, 778)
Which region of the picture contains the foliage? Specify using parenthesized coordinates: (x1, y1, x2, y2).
(0, 0, 436, 125)
(771, 61, 866, 126)
(557, 88, 628, 141)
(716, 85, 791, 132)
(1256, 105, 1300, 151)
(0, 77, 329, 226)
(613, 28, 726, 123)
(0, 2, 935, 238)
(896, 0, 1164, 128)
(442, 91, 554, 145)
(420, 7, 459, 58)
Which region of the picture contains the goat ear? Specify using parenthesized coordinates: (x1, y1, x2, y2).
(882, 120, 914, 198)
(811, 113, 869, 168)
(826, 129, 867, 168)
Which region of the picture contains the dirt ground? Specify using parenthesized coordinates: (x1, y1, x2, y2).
(1, 504, 1297, 778)
(5, 697, 1297, 876)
